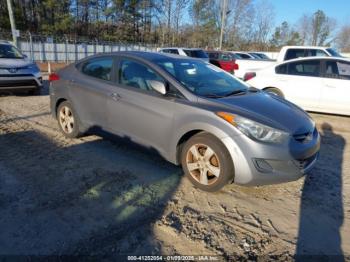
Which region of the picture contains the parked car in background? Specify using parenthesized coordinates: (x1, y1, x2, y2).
(231, 51, 256, 59)
(231, 46, 343, 79)
(276, 46, 343, 62)
(249, 52, 271, 60)
(158, 47, 209, 62)
(206, 50, 238, 74)
(0, 40, 42, 94)
(232, 57, 276, 79)
(245, 56, 350, 116)
(50, 51, 320, 191)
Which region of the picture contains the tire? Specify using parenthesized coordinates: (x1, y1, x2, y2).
(181, 132, 234, 192)
(265, 87, 284, 98)
(56, 101, 83, 138)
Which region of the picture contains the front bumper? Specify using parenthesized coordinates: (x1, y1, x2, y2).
(221, 128, 320, 186)
(0, 70, 42, 90)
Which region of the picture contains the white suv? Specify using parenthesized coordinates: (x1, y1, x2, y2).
(158, 47, 209, 62)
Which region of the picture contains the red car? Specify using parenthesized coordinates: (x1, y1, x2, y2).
(206, 51, 239, 74)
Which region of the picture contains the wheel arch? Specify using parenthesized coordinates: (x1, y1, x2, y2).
(262, 87, 285, 97)
(172, 122, 231, 165)
(55, 98, 68, 117)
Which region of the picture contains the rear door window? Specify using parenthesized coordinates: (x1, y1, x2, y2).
(324, 60, 350, 80)
(81, 58, 113, 81)
(220, 54, 232, 61)
(208, 52, 218, 59)
(168, 49, 179, 54)
(275, 64, 287, 74)
(285, 49, 306, 60)
(183, 49, 208, 59)
(237, 53, 252, 59)
(287, 60, 320, 77)
(307, 49, 328, 57)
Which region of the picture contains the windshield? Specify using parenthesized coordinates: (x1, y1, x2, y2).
(183, 49, 208, 59)
(326, 48, 342, 57)
(0, 44, 24, 59)
(155, 59, 248, 97)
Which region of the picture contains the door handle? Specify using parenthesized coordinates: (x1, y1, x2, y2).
(110, 92, 121, 101)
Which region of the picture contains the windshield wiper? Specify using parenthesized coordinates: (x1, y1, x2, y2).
(222, 89, 247, 97)
(203, 93, 225, 98)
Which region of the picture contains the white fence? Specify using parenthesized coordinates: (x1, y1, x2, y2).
(17, 40, 158, 62)
(14, 39, 350, 62)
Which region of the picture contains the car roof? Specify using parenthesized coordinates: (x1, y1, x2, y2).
(206, 50, 230, 53)
(0, 40, 12, 45)
(277, 56, 350, 65)
(160, 47, 204, 50)
(76, 51, 200, 63)
(281, 45, 331, 50)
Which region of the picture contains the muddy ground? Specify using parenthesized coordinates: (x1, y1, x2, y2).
(0, 82, 349, 260)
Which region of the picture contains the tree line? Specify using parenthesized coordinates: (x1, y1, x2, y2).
(0, 0, 349, 51)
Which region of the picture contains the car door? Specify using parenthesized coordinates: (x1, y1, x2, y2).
(320, 59, 350, 115)
(106, 58, 176, 156)
(69, 56, 114, 128)
(275, 59, 322, 110)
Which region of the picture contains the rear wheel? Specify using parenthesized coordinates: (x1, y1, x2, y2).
(181, 132, 234, 192)
(57, 101, 82, 138)
(265, 87, 284, 98)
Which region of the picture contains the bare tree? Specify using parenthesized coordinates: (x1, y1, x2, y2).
(252, 0, 275, 50)
(226, 0, 255, 49)
(172, 0, 190, 45)
(336, 25, 350, 52)
(296, 10, 336, 46)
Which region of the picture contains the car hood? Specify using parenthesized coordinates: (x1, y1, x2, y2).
(0, 57, 33, 68)
(201, 91, 314, 135)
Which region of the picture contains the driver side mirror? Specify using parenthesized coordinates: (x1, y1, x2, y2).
(148, 80, 167, 95)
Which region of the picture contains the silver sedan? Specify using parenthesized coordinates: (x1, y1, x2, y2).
(49, 51, 320, 191)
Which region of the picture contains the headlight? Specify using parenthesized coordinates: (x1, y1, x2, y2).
(27, 63, 39, 71)
(216, 112, 289, 143)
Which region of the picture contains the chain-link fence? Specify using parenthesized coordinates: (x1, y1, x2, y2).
(0, 29, 159, 62)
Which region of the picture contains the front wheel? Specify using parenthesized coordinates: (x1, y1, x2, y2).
(181, 132, 234, 192)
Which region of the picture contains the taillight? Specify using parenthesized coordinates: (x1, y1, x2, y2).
(233, 63, 239, 70)
(49, 73, 60, 81)
(243, 72, 256, 81)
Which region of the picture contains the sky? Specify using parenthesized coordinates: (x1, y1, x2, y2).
(273, 0, 350, 27)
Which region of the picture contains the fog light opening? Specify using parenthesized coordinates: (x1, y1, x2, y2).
(254, 159, 273, 173)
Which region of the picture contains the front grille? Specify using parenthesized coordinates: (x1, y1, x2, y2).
(0, 74, 33, 77)
(0, 79, 38, 88)
(293, 128, 315, 143)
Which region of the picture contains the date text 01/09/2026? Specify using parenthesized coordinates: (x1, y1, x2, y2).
(127, 255, 220, 261)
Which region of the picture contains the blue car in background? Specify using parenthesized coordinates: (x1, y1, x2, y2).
(0, 40, 42, 94)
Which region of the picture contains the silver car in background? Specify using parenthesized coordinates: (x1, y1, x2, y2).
(49, 51, 320, 191)
(0, 41, 42, 94)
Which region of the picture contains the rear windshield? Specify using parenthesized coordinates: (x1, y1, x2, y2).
(326, 48, 342, 57)
(183, 49, 208, 59)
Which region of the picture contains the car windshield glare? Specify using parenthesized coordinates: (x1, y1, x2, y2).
(0, 44, 24, 59)
(155, 59, 247, 97)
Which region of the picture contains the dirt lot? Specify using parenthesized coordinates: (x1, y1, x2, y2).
(0, 82, 349, 260)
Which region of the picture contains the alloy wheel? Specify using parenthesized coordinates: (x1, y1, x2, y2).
(186, 143, 221, 185)
(59, 106, 75, 134)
